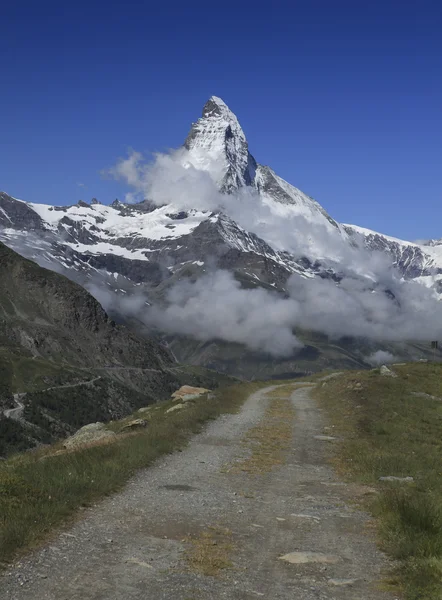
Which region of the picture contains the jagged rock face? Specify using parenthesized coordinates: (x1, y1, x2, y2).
(343, 224, 441, 280)
(0, 190, 320, 307)
(0, 97, 352, 302)
(254, 166, 341, 230)
(184, 96, 257, 192)
(0, 192, 45, 230)
(1, 96, 441, 376)
(0, 241, 172, 369)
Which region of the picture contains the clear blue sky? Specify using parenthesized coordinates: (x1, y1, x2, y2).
(1, 0, 441, 241)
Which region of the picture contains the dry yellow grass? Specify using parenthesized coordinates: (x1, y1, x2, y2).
(224, 385, 297, 475)
(184, 526, 234, 577)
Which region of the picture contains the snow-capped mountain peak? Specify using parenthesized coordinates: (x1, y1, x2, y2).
(181, 97, 341, 240)
(202, 95, 234, 118)
(184, 96, 257, 192)
(1, 96, 442, 376)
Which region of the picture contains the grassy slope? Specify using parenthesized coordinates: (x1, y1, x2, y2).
(0, 350, 85, 395)
(0, 344, 236, 456)
(1, 240, 216, 454)
(0, 381, 263, 566)
(0, 351, 88, 455)
(314, 363, 442, 600)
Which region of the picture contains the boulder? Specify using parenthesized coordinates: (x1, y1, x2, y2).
(120, 418, 148, 432)
(380, 365, 397, 377)
(63, 422, 116, 449)
(171, 385, 211, 403)
(347, 381, 363, 391)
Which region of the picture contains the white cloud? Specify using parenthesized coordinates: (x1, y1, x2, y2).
(107, 149, 374, 265)
(366, 350, 398, 366)
(104, 147, 442, 356)
(146, 270, 303, 356)
(140, 269, 442, 356)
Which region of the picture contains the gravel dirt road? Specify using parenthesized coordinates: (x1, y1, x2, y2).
(0, 383, 397, 599)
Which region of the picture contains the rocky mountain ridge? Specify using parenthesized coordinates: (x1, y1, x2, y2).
(0, 96, 440, 376)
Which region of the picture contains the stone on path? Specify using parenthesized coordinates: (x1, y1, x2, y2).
(328, 578, 358, 587)
(279, 551, 340, 565)
(125, 558, 153, 569)
(291, 513, 321, 522)
(314, 435, 337, 441)
(379, 476, 414, 483)
(319, 481, 346, 487)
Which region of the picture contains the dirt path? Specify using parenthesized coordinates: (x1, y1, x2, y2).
(3, 394, 26, 420)
(41, 376, 102, 393)
(0, 384, 396, 599)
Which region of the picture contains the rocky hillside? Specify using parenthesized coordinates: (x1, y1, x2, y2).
(0, 240, 171, 369)
(0, 242, 233, 456)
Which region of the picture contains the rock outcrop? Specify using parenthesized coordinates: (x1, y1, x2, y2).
(63, 423, 116, 449)
(171, 385, 211, 402)
(119, 418, 148, 432)
(379, 365, 398, 377)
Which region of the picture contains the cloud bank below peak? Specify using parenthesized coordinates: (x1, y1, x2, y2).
(108, 148, 393, 276)
(103, 143, 442, 358)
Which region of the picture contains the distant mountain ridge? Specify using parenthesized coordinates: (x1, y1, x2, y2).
(0, 96, 441, 377)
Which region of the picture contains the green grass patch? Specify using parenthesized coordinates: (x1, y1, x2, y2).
(0, 381, 263, 566)
(314, 362, 442, 600)
(0, 347, 87, 394)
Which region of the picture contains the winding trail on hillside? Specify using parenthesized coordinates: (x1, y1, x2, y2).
(0, 382, 396, 600)
(40, 376, 102, 393)
(3, 394, 26, 420)
(2, 378, 102, 421)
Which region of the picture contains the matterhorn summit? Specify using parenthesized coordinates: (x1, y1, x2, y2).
(184, 96, 257, 192)
(0, 96, 441, 376)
